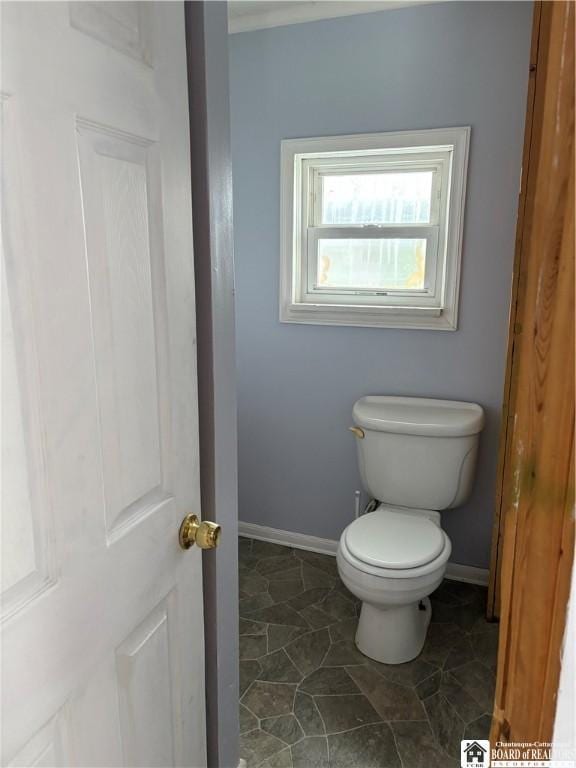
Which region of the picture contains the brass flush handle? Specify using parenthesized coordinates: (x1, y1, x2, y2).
(349, 426, 365, 439)
(179, 514, 221, 550)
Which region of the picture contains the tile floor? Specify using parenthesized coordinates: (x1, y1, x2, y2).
(238, 537, 498, 768)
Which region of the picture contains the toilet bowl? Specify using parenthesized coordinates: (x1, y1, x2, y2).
(337, 505, 451, 664)
(337, 396, 484, 665)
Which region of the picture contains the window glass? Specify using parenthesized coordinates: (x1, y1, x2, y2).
(316, 238, 427, 291)
(321, 171, 433, 225)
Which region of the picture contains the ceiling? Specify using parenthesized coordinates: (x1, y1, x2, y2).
(228, 0, 441, 34)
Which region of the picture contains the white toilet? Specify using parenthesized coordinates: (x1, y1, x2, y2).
(337, 395, 485, 665)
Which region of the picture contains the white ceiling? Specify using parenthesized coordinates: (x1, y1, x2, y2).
(228, 0, 441, 34)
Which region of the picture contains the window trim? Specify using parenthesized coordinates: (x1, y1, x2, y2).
(280, 127, 470, 330)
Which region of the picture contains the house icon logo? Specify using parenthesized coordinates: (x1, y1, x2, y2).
(461, 739, 490, 767)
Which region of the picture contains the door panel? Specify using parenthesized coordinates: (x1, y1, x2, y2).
(115, 596, 180, 767)
(76, 119, 173, 539)
(7, 714, 70, 768)
(1, 3, 205, 765)
(69, 2, 153, 66)
(1, 92, 57, 622)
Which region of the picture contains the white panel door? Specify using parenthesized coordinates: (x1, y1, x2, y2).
(1, 3, 206, 765)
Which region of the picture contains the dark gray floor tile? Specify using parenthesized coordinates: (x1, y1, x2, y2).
(471, 616, 500, 635)
(240, 660, 262, 696)
(429, 600, 461, 624)
(261, 714, 304, 746)
(450, 660, 496, 712)
(415, 669, 442, 700)
(269, 579, 305, 603)
(257, 555, 298, 576)
(260, 747, 293, 768)
(285, 629, 330, 676)
(240, 570, 269, 596)
(240, 703, 258, 734)
(420, 622, 461, 667)
(441, 581, 486, 605)
(444, 636, 476, 670)
(464, 713, 493, 742)
(240, 593, 274, 616)
(328, 723, 401, 768)
(240, 634, 268, 660)
(320, 592, 357, 620)
(300, 667, 360, 696)
(240, 728, 286, 767)
(240, 704, 258, 734)
(239, 556, 261, 572)
(242, 681, 297, 718)
(321, 640, 366, 667)
(328, 618, 358, 644)
(240, 617, 268, 636)
(454, 600, 487, 631)
(268, 625, 306, 653)
(252, 541, 295, 559)
(391, 720, 459, 768)
(258, 649, 303, 683)
(370, 657, 438, 687)
(332, 579, 360, 605)
(291, 737, 329, 768)
(430, 583, 465, 606)
(239, 538, 255, 564)
(299, 605, 336, 629)
(432, 586, 485, 630)
(315, 694, 381, 734)
(238, 545, 498, 768)
(347, 665, 426, 721)
(439, 671, 486, 724)
(288, 588, 331, 611)
(267, 566, 303, 582)
(295, 551, 338, 577)
(472, 629, 499, 670)
(294, 691, 325, 736)
(302, 563, 337, 590)
(424, 693, 466, 758)
(247, 603, 310, 628)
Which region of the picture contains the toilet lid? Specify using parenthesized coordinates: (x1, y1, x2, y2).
(344, 509, 445, 569)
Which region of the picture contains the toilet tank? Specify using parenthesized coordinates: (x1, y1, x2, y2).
(352, 396, 485, 510)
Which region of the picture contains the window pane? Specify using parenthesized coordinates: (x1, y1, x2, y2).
(321, 171, 433, 225)
(316, 238, 426, 291)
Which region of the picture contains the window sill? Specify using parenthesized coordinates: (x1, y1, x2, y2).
(279, 302, 458, 330)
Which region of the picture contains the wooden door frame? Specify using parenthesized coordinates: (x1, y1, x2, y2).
(487, 2, 542, 622)
(489, 0, 575, 743)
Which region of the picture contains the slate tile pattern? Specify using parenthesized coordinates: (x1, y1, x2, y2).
(239, 538, 497, 768)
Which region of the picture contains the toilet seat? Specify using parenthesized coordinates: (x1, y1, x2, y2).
(344, 508, 445, 570)
(340, 509, 451, 579)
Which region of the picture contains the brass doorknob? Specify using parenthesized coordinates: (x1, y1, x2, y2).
(179, 514, 221, 550)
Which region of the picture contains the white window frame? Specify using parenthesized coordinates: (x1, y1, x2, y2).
(279, 127, 470, 330)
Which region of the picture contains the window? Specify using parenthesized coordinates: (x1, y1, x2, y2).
(280, 128, 470, 330)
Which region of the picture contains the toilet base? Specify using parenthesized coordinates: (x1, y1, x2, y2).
(355, 596, 432, 664)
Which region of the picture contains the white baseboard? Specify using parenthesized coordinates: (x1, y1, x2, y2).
(444, 561, 489, 586)
(238, 520, 489, 587)
(239, 521, 338, 556)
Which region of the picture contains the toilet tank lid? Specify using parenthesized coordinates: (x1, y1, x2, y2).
(353, 396, 485, 437)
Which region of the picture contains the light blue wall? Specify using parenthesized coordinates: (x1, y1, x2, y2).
(229, 1, 532, 568)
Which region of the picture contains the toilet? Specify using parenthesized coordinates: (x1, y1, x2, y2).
(337, 396, 485, 665)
